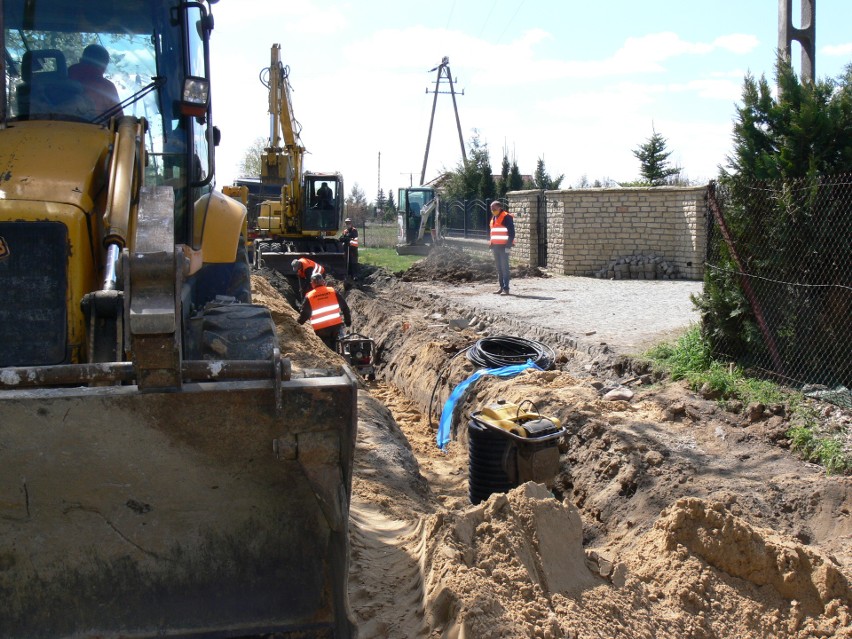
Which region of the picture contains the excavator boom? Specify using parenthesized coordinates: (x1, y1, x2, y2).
(236, 45, 348, 280)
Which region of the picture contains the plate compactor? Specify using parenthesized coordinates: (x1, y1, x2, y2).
(468, 400, 566, 504)
(337, 332, 376, 379)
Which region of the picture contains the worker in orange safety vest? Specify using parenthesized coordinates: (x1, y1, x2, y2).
(297, 272, 352, 350)
(291, 257, 326, 299)
(489, 201, 515, 295)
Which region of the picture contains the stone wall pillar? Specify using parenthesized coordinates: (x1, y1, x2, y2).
(506, 190, 544, 266)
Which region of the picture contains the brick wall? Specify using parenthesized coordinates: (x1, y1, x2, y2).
(507, 185, 707, 280)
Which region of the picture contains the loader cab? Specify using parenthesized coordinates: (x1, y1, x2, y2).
(1, 0, 216, 247)
(1, 0, 221, 366)
(304, 172, 344, 234)
(397, 186, 436, 246)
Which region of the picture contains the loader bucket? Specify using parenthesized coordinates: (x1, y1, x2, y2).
(0, 370, 358, 638)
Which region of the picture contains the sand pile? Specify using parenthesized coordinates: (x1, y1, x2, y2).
(628, 497, 852, 639)
(250, 275, 340, 369)
(418, 488, 851, 639)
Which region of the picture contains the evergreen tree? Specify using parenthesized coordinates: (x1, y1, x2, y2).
(497, 153, 511, 197)
(385, 190, 396, 213)
(633, 128, 680, 185)
(509, 160, 524, 191)
(479, 164, 496, 201)
(375, 188, 386, 217)
(530, 157, 564, 190)
(696, 59, 852, 381)
(724, 61, 852, 181)
(444, 130, 494, 201)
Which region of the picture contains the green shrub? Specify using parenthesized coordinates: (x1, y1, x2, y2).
(646, 326, 850, 474)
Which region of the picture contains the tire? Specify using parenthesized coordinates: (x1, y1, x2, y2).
(201, 304, 276, 361)
(192, 239, 252, 306)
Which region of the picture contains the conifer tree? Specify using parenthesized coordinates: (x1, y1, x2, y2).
(633, 128, 680, 185)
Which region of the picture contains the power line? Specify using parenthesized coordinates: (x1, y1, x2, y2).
(445, 0, 456, 29)
(477, 0, 498, 38)
(497, 0, 527, 41)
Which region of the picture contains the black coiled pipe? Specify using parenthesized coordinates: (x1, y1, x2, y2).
(465, 335, 556, 370)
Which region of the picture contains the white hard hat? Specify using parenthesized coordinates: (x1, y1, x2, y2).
(291, 259, 300, 270)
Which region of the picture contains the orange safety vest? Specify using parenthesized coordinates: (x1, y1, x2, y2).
(296, 258, 324, 279)
(343, 229, 359, 248)
(305, 286, 343, 331)
(490, 211, 510, 245)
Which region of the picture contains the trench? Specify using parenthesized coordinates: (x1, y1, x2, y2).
(255, 267, 852, 639)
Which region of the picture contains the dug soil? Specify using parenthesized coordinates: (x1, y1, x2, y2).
(252, 247, 852, 639)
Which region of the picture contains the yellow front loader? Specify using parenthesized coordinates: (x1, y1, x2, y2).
(0, 2, 356, 637)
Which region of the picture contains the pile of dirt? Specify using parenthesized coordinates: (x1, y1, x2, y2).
(420, 486, 850, 638)
(401, 245, 545, 283)
(254, 268, 852, 638)
(250, 274, 340, 369)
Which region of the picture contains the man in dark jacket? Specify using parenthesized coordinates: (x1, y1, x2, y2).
(339, 217, 359, 280)
(68, 44, 123, 118)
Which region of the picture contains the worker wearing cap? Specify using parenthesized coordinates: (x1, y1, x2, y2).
(291, 257, 326, 299)
(68, 44, 124, 119)
(297, 273, 352, 350)
(339, 217, 359, 280)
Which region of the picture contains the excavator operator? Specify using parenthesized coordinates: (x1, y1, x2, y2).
(297, 273, 351, 350)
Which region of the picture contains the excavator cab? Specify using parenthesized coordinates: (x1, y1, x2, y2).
(304, 172, 344, 232)
(397, 186, 439, 255)
(0, 2, 357, 637)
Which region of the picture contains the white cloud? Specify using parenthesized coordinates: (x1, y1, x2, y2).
(821, 43, 852, 56)
(668, 78, 743, 101)
(712, 34, 760, 55)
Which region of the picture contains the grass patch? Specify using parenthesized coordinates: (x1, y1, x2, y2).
(646, 325, 851, 474)
(359, 248, 422, 273)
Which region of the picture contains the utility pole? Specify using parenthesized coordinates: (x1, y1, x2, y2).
(420, 56, 466, 187)
(400, 172, 416, 187)
(778, 0, 815, 84)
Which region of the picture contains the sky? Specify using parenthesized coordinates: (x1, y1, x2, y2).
(208, 0, 852, 200)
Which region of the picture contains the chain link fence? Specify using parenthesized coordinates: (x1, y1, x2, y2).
(704, 175, 852, 408)
(359, 221, 398, 249)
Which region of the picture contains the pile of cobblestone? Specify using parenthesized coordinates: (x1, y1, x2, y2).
(594, 253, 680, 280)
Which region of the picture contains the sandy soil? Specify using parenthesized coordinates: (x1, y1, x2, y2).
(251, 250, 852, 639)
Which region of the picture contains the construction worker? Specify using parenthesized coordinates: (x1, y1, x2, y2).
(68, 44, 124, 119)
(297, 273, 351, 350)
(339, 217, 359, 280)
(489, 201, 514, 295)
(291, 257, 326, 299)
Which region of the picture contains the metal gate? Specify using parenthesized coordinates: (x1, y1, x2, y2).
(536, 193, 547, 268)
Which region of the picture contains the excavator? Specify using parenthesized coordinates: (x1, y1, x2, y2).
(227, 44, 347, 280)
(396, 185, 441, 255)
(0, 2, 356, 637)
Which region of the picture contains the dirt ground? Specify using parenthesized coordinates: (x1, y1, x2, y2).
(251, 248, 852, 639)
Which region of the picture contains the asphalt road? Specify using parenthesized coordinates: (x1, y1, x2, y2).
(413, 274, 704, 357)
